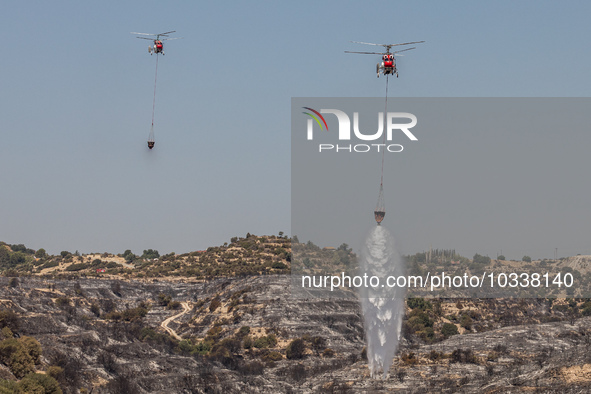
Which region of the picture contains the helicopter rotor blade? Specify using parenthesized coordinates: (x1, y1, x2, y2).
(345, 51, 385, 55)
(350, 41, 384, 46)
(158, 31, 176, 36)
(160, 37, 183, 41)
(350, 40, 425, 48)
(389, 41, 425, 47)
(135, 37, 154, 40)
(394, 47, 416, 54)
(131, 32, 156, 36)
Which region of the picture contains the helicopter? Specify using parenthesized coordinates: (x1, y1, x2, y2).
(345, 40, 424, 77)
(131, 31, 182, 55)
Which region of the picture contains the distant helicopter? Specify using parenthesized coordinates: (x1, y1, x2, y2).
(345, 40, 424, 77)
(131, 31, 182, 55)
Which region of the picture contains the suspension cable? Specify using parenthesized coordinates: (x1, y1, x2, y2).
(151, 54, 159, 126)
(380, 74, 389, 187)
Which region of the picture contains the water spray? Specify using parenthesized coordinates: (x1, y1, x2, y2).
(359, 225, 406, 378)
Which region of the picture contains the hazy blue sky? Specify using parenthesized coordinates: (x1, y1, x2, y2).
(1, 1, 590, 256)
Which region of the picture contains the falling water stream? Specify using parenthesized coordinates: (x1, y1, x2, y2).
(359, 225, 407, 378)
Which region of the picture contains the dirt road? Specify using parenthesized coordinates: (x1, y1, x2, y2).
(160, 302, 191, 340)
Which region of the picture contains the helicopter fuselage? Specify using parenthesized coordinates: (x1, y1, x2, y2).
(148, 40, 164, 55)
(377, 54, 397, 78)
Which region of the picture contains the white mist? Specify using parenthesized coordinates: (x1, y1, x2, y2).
(359, 225, 406, 378)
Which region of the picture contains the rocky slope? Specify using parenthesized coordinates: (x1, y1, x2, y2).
(0, 275, 590, 393)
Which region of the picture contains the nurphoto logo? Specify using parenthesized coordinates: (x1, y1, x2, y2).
(302, 107, 418, 153)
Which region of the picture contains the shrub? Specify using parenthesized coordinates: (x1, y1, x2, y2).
(0, 337, 42, 379)
(237, 326, 251, 337)
(262, 351, 283, 362)
(209, 298, 222, 312)
(90, 303, 100, 317)
(407, 297, 432, 310)
(55, 297, 71, 308)
(418, 327, 435, 342)
(493, 344, 507, 354)
(429, 350, 443, 361)
(46, 366, 64, 381)
(322, 348, 335, 358)
(451, 348, 477, 364)
(289, 363, 307, 382)
(460, 315, 473, 330)
(97, 351, 117, 373)
(110, 282, 122, 297)
(40, 260, 59, 270)
(205, 326, 223, 341)
(441, 323, 458, 337)
(157, 293, 172, 307)
(239, 360, 264, 375)
(214, 338, 241, 354)
(0, 310, 19, 332)
(18, 373, 62, 394)
(400, 352, 418, 365)
(104, 306, 147, 322)
(271, 261, 287, 269)
(254, 334, 277, 349)
(1, 327, 12, 339)
(286, 338, 306, 360)
(407, 310, 434, 333)
(194, 341, 211, 355)
(310, 336, 326, 355)
(65, 263, 87, 272)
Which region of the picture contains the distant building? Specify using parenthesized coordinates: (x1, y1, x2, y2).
(96, 268, 106, 273)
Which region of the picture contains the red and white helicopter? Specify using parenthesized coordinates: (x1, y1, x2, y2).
(345, 40, 424, 78)
(131, 30, 182, 55)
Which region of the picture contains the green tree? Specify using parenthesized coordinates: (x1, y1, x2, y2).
(522, 256, 532, 262)
(0, 247, 9, 266)
(472, 254, 491, 265)
(122, 249, 136, 262)
(337, 243, 351, 253)
(497, 255, 505, 261)
(34, 249, 47, 259)
(142, 249, 160, 259)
